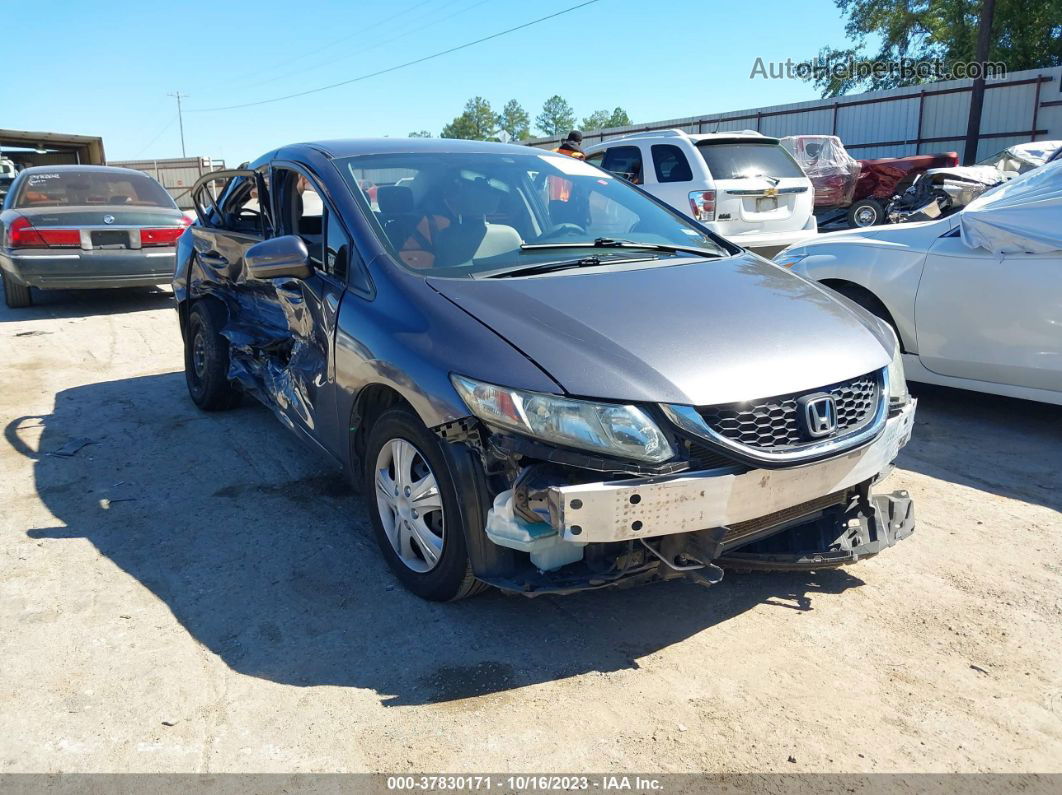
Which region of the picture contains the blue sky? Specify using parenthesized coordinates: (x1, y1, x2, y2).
(1, 0, 853, 164)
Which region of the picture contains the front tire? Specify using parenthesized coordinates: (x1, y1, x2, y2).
(363, 406, 484, 601)
(184, 301, 241, 411)
(2, 270, 31, 308)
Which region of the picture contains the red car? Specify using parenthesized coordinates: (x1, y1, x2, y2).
(782, 136, 959, 227)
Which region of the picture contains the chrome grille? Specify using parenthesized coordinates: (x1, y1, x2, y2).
(696, 372, 881, 452)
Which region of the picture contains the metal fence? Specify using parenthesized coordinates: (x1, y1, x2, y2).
(110, 156, 225, 209)
(529, 66, 1062, 161)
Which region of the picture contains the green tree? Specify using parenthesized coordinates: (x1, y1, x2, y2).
(535, 95, 577, 137)
(440, 96, 498, 140)
(803, 0, 1062, 97)
(607, 107, 632, 127)
(498, 99, 530, 141)
(582, 107, 632, 130)
(407, 130, 433, 138)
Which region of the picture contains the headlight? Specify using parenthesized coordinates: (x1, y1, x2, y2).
(887, 340, 909, 407)
(451, 375, 674, 463)
(773, 251, 807, 269)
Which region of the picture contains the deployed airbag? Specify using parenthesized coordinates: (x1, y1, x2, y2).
(960, 159, 1062, 255)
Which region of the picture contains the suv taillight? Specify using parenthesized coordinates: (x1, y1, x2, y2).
(9, 216, 81, 248)
(688, 190, 716, 222)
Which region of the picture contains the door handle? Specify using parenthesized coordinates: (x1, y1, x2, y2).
(199, 251, 229, 266)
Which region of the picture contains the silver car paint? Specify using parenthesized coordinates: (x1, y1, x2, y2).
(428, 253, 892, 407)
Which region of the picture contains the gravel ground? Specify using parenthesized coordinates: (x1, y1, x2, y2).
(1, 287, 1060, 774)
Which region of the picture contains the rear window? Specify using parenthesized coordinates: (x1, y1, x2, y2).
(696, 142, 805, 180)
(14, 170, 175, 209)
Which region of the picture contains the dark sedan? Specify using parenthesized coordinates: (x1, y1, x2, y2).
(0, 165, 188, 307)
(173, 139, 915, 601)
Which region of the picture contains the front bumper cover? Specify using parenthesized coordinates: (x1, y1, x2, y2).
(546, 402, 915, 544)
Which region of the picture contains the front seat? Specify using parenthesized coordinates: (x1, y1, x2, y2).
(433, 180, 521, 267)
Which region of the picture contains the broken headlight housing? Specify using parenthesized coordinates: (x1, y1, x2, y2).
(887, 338, 910, 408)
(451, 375, 674, 463)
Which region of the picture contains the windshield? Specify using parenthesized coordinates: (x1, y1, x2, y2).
(696, 142, 805, 180)
(337, 151, 730, 277)
(976, 149, 1038, 175)
(13, 170, 176, 209)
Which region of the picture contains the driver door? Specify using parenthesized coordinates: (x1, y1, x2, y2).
(914, 231, 1062, 391)
(266, 163, 352, 457)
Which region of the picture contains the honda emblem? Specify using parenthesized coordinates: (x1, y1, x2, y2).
(797, 393, 838, 439)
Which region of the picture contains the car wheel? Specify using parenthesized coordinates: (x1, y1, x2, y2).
(185, 301, 241, 411)
(2, 270, 31, 308)
(847, 198, 884, 228)
(363, 406, 484, 601)
(831, 283, 901, 342)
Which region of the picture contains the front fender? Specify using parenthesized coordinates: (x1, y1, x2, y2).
(793, 244, 926, 355)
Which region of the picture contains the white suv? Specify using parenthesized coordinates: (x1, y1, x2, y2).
(584, 129, 817, 255)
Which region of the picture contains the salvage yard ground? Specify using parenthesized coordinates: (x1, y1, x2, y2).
(1, 287, 1060, 773)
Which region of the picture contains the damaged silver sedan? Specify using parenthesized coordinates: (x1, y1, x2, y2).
(173, 138, 916, 601)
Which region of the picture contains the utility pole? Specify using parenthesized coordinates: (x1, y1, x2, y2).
(962, 0, 996, 164)
(168, 91, 189, 158)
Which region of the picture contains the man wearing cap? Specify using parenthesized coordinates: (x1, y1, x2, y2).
(552, 131, 586, 159)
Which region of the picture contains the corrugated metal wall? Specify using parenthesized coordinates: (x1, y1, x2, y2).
(110, 156, 225, 209)
(530, 66, 1062, 161)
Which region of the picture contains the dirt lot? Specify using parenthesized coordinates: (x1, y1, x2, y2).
(1, 286, 1060, 774)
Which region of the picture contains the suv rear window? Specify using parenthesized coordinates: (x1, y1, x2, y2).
(696, 142, 804, 180)
(15, 170, 175, 209)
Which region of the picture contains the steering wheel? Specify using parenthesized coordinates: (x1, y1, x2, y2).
(536, 223, 586, 241)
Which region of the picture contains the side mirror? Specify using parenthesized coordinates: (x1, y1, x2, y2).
(245, 235, 311, 280)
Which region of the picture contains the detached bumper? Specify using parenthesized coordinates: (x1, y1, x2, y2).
(547, 402, 916, 544)
(2, 249, 175, 289)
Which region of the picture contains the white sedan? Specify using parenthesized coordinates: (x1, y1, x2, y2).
(774, 159, 1062, 406)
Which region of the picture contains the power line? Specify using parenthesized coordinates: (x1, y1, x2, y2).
(188, 0, 602, 113)
(131, 115, 178, 158)
(227, 0, 438, 91)
(237, 0, 487, 92)
(168, 91, 189, 156)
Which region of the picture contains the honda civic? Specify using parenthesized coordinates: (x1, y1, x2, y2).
(173, 138, 916, 601)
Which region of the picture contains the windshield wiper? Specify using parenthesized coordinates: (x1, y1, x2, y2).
(482, 254, 652, 279)
(520, 237, 720, 258)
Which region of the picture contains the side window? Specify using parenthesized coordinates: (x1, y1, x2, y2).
(273, 166, 324, 266)
(193, 172, 269, 235)
(584, 151, 605, 168)
(601, 146, 643, 184)
(651, 144, 692, 183)
(325, 208, 372, 293)
(323, 210, 349, 280)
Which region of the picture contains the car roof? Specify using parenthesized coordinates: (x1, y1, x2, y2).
(585, 129, 778, 149)
(17, 164, 153, 176)
(291, 138, 549, 159)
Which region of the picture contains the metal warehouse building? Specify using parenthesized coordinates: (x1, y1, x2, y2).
(530, 66, 1062, 160)
(110, 156, 225, 209)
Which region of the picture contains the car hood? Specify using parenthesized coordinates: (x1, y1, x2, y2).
(427, 252, 891, 407)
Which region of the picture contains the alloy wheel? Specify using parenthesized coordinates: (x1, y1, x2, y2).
(374, 438, 445, 573)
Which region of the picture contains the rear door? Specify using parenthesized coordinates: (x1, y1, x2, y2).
(645, 143, 695, 216)
(695, 139, 812, 235)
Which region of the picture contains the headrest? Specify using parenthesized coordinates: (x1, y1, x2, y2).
(448, 179, 499, 218)
(377, 185, 414, 213)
